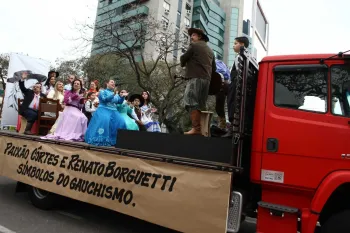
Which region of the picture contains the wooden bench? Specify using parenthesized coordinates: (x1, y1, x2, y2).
(200, 111, 213, 137)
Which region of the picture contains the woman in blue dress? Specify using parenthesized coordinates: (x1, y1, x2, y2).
(85, 80, 127, 146)
(116, 90, 139, 131)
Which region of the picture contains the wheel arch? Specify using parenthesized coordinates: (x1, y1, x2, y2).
(311, 170, 350, 224)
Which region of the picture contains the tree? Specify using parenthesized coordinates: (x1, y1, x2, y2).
(54, 57, 86, 81)
(0, 53, 10, 90)
(82, 54, 134, 88)
(75, 7, 191, 132)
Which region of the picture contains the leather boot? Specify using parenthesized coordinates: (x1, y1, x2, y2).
(184, 110, 202, 135)
(24, 122, 34, 135)
(221, 123, 233, 138)
(218, 117, 227, 129)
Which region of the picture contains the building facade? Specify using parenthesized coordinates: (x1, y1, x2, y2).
(219, 0, 269, 66)
(91, 0, 195, 60)
(191, 0, 226, 60)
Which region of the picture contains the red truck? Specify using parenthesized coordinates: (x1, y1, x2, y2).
(233, 48, 350, 233)
(0, 48, 349, 233)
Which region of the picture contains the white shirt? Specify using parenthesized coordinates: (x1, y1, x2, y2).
(85, 98, 99, 114)
(28, 94, 41, 110)
(42, 85, 54, 95)
(131, 108, 139, 121)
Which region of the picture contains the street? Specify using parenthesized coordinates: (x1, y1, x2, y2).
(0, 177, 256, 233)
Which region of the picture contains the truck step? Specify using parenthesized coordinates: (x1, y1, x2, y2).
(227, 191, 243, 233)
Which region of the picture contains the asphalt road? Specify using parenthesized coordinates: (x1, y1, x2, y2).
(0, 176, 256, 233)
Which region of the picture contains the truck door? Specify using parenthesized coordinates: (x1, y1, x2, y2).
(261, 63, 337, 189)
(328, 64, 350, 159)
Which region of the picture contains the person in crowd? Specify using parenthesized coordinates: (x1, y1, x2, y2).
(42, 79, 87, 141)
(180, 28, 216, 135)
(128, 94, 146, 131)
(42, 70, 58, 95)
(79, 77, 87, 92)
(18, 74, 46, 135)
(222, 36, 249, 138)
(215, 59, 231, 129)
(84, 92, 99, 125)
(64, 74, 75, 91)
(88, 80, 99, 95)
(116, 90, 139, 131)
(45, 81, 64, 118)
(85, 80, 128, 146)
(140, 91, 161, 132)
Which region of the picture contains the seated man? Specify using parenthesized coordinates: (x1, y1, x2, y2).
(19, 75, 46, 135)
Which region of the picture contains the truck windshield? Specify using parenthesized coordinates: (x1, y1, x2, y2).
(331, 65, 350, 117)
(274, 68, 328, 113)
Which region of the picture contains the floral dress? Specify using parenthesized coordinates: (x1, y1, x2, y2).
(140, 104, 161, 132)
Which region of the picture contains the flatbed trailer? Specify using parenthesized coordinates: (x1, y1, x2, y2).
(2, 48, 350, 233)
(0, 130, 241, 233)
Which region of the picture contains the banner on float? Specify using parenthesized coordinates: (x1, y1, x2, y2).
(0, 136, 231, 233)
(1, 54, 50, 128)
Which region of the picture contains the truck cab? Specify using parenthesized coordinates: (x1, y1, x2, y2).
(235, 49, 350, 233)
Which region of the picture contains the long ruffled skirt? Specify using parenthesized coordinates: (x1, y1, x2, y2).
(42, 106, 87, 141)
(85, 107, 126, 146)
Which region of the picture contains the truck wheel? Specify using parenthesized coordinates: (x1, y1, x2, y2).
(321, 210, 350, 233)
(28, 186, 57, 210)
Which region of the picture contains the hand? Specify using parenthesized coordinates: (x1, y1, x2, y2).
(120, 92, 129, 97)
(151, 108, 157, 113)
(94, 102, 99, 107)
(21, 71, 29, 80)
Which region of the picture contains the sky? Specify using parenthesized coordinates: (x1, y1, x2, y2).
(0, 0, 349, 66)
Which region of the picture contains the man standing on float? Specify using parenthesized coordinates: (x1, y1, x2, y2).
(180, 28, 216, 135)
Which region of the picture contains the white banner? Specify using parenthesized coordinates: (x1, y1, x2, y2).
(1, 54, 50, 127)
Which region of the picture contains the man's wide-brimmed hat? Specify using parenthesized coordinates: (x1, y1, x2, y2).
(48, 70, 59, 78)
(129, 94, 145, 106)
(188, 28, 209, 42)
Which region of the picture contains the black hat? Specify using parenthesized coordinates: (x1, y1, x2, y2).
(188, 28, 209, 42)
(48, 70, 59, 78)
(129, 94, 144, 106)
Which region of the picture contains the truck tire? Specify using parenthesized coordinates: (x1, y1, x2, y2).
(320, 210, 350, 233)
(27, 186, 57, 210)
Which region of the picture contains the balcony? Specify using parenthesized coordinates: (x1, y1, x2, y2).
(97, 5, 149, 27)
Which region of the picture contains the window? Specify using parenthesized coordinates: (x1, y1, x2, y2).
(256, 5, 267, 43)
(184, 17, 190, 27)
(108, 0, 113, 4)
(274, 65, 328, 113)
(162, 16, 169, 27)
(185, 3, 191, 15)
(331, 65, 350, 117)
(183, 33, 189, 44)
(163, 1, 170, 11)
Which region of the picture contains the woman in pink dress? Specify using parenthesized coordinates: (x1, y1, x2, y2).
(42, 79, 87, 141)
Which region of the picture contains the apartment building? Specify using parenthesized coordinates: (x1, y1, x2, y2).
(91, 0, 194, 60)
(220, 0, 269, 66)
(191, 0, 226, 60)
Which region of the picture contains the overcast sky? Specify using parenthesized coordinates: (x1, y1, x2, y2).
(0, 0, 348, 66)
